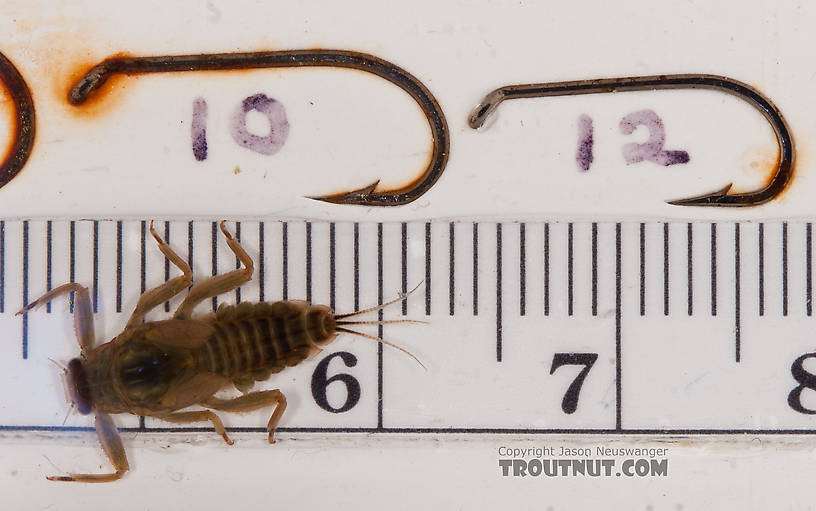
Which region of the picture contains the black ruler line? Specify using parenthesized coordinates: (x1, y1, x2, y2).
(211, 221, 218, 311)
(234, 221, 241, 304)
(473, 222, 478, 316)
(377, 222, 384, 429)
(687, 222, 693, 316)
(400, 222, 406, 315)
(139, 220, 147, 432)
(140, 221, 146, 296)
(615, 222, 622, 431)
(808, 223, 812, 316)
(758, 223, 764, 316)
(663, 223, 669, 316)
(305, 222, 312, 304)
(164, 221, 171, 311)
(187, 221, 194, 290)
(449, 222, 455, 316)
(22, 220, 28, 359)
(520, 222, 527, 316)
(711, 223, 717, 316)
(496, 222, 503, 362)
(425, 222, 431, 316)
(544, 222, 549, 316)
(46, 220, 52, 313)
(259, 221, 265, 302)
(591, 222, 597, 317)
(0, 220, 4, 313)
(282, 222, 289, 302)
(783, 221, 788, 316)
(329, 222, 335, 311)
(69, 221, 76, 313)
(115, 221, 122, 313)
(353, 223, 359, 311)
(93, 220, 99, 313)
(567, 222, 573, 316)
(639, 223, 645, 316)
(13, 424, 816, 435)
(734, 223, 741, 363)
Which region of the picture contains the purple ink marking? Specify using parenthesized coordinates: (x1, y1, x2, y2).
(576, 113, 594, 171)
(191, 97, 208, 161)
(230, 93, 289, 156)
(619, 109, 689, 166)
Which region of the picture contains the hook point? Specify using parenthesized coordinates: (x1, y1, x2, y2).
(666, 183, 733, 206)
(308, 180, 381, 205)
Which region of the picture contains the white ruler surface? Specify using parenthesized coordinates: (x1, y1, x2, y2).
(3, 219, 815, 435)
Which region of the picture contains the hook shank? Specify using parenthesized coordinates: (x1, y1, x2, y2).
(469, 74, 793, 207)
(70, 50, 450, 206)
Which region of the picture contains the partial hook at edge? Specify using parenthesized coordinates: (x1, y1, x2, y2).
(469, 74, 794, 207)
(0, 51, 35, 189)
(69, 50, 449, 206)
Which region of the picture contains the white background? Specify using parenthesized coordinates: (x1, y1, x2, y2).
(1, 0, 816, 509)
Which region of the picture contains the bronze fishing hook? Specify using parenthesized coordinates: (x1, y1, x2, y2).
(0, 51, 35, 189)
(69, 49, 449, 206)
(469, 74, 793, 207)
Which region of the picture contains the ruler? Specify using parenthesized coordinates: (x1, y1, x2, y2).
(3, 218, 815, 434)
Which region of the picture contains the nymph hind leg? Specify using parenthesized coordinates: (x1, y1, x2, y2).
(16, 283, 95, 353)
(174, 221, 254, 319)
(125, 221, 192, 328)
(202, 390, 287, 444)
(47, 413, 129, 483)
(160, 410, 234, 445)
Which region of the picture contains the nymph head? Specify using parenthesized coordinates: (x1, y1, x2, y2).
(65, 358, 93, 415)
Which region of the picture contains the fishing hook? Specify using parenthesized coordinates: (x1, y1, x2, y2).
(69, 49, 449, 206)
(0, 50, 35, 189)
(469, 74, 793, 207)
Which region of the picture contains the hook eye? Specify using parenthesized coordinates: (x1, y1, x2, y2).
(0, 51, 35, 189)
(69, 50, 449, 207)
(469, 74, 794, 207)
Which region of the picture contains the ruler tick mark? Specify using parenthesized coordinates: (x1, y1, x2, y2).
(520, 222, 527, 317)
(663, 223, 669, 316)
(735, 223, 741, 363)
(306, 222, 312, 304)
(400, 222, 406, 315)
(425, 222, 431, 316)
(69, 221, 76, 313)
(639, 223, 645, 316)
(616, 222, 622, 431)
(496, 223, 502, 362)
(378, 222, 384, 429)
(711, 223, 717, 316)
(329, 222, 335, 311)
(544, 223, 549, 316)
(807, 223, 812, 316)
(687, 223, 693, 316)
(783, 222, 788, 317)
(115, 221, 122, 313)
(472, 222, 478, 316)
(450, 222, 455, 316)
(282, 222, 289, 302)
(353, 223, 359, 311)
(567, 222, 573, 316)
(758, 223, 764, 316)
(259, 222, 265, 302)
(22, 220, 28, 359)
(46, 221, 52, 313)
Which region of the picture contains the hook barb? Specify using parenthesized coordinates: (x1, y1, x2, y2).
(469, 74, 794, 207)
(69, 50, 449, 207)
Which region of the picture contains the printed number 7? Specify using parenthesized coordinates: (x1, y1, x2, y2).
(550, 353, 598, 414)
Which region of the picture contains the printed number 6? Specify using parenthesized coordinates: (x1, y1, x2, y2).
(311, 351, 362, 413)
(550, 353, 598, 414)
